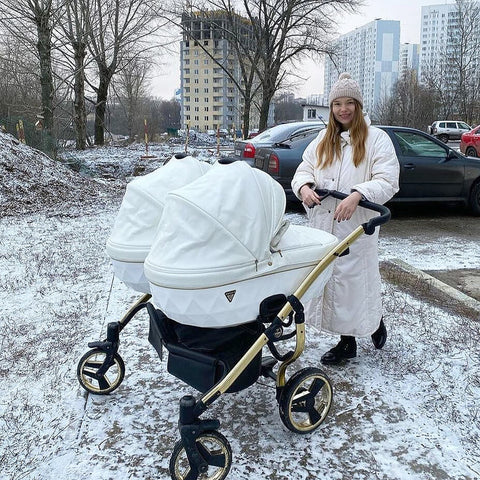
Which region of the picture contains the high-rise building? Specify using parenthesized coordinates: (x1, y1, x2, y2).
(180, 11, 253, 133)
(324, 19, 400, 116)
(418, 3, 480, 82)
(418, 3, 456, 83)
(399, 43, 420, 79)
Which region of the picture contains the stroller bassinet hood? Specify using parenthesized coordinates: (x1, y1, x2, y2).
(106, 155, 211, 263)
(144, 161, 288, 289)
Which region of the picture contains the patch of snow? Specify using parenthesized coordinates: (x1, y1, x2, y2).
(0, 140, 479, 480)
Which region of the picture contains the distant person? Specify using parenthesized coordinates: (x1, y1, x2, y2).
(291, 73, 400, 365)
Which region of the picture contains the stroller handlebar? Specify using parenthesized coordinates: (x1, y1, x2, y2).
(314, 189, 391, 235)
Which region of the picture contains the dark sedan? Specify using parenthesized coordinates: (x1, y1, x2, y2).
(253, 125, 480, 215)
(219, 121, 324, 166)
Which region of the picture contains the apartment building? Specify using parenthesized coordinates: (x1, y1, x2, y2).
(180, 11, 251, 133)
(418, 3, 480, 85)
(418, 3, 457, 83)
(324, 19, 400, 115)
(399, 43, 420, 79)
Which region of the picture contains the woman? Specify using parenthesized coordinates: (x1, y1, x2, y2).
(291, 73, 399, 365)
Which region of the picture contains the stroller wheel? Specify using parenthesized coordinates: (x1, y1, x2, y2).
(279, 367, 333, 434)
(77, 348, 125, 395)
(169, 430, 232, 480)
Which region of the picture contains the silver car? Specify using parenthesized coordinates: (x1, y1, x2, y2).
(428, 120, 471, 143)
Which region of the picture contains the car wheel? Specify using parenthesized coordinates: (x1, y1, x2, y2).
(466, 146, 478, 157)
(469, 181, 480, 216)
(438, 134, 449, 143)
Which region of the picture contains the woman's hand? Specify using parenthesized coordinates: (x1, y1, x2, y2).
(334, 191, 362, 222)
(299, 184, 322, 208)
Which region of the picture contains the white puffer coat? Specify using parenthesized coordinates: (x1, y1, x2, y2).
(291, 118, 399, 336)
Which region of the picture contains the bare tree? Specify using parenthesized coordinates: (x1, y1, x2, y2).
(375, 69, 437, 130)
(243, 0, 359, 130)
(0, 35, 42, 121)
(451, 0, 480, 124)
(85, 0, 168, 145)
(57, 0, 92, 149)
(421, 0, 480, 123)
(0, 0, 62, 144)
(178, 0, 360, 134)
(112, 56, 150, 141)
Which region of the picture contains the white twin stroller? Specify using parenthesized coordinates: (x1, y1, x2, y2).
(77, 153, 390, 480)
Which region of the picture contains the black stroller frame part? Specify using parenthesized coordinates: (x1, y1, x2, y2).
(77, 189, 390, 480)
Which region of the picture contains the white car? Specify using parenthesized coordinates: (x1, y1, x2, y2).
(428, 120, 471, 143)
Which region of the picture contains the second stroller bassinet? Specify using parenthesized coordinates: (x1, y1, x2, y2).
(144, 162, 338, 328)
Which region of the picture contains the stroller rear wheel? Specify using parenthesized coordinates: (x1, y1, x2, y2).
(279, 367, 333, 434)
(169, 430, 232, 480)
(77, 348, 125, 395)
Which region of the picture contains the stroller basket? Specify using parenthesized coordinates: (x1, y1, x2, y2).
(148, 306, 264, 393)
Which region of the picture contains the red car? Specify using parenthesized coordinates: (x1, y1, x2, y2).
(460, 125, 480, 157)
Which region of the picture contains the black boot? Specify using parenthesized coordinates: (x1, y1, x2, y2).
(371, 318, 387, 349)
(321, 336, 357, 365)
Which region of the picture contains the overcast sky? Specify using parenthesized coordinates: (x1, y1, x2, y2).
(154, 0, 456, 99)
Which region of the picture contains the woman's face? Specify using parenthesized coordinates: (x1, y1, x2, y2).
(332, 97, 356, 130)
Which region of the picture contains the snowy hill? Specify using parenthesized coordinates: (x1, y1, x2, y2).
(0, 132, 119, 216)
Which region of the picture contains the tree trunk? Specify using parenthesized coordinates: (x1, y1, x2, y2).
(73, 42, 87, 150)
(259, 83, 276, 131)
(36, 16, 55, 150)
(94, 73, 111, 146)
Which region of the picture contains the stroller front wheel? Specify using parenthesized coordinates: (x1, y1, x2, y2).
(169, 430, 232, 480)
(77, 348, 125, 395)
(279, 367, 333, 434)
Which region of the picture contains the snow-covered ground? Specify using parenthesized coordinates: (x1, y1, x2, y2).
(1, 133, 479, 480)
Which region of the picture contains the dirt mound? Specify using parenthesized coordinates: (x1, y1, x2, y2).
(0, 132, 120, 216)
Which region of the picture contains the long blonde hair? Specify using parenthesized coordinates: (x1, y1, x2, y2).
(316, 99, 368, 169)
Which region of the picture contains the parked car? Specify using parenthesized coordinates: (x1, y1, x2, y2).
(219, 121, 324, 166)
(460, 125, 480, 157)
(427, 120, 471, 143)
(253, 126, 480, 215)
(254, 129, 321, 202)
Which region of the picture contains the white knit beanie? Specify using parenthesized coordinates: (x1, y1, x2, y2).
(328, 73, 363, 108)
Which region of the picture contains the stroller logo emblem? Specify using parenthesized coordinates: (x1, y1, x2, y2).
(225, 290, 236, 302)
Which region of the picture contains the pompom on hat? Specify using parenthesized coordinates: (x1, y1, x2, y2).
(328, 72, 363, 108)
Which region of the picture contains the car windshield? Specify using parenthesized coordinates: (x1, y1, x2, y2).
(459, 122, 470, 130)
